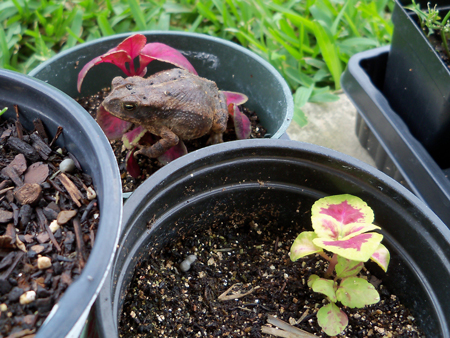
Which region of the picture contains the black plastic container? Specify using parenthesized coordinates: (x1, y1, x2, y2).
(29, 31, 293, 139)
(93, 139, 450, 337)
(341, 46, 450, 227)
(383, 0, 450, 167)
(0, 69, 123, 337)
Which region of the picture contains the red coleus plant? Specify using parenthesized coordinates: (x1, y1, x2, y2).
(290, 194, 390, 336)
(78, 34, 251, 178)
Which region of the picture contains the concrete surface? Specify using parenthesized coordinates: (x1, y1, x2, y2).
(286, 93, 376, 167)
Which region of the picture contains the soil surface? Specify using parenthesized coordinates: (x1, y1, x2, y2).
(0, 110, 99, 337)
(119, 217, 424, 338)
(76, 89, 266, 192)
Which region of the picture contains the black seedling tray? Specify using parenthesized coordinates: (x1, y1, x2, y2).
(341, 46, 450, 227)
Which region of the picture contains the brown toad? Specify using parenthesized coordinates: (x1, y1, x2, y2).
(102, 68, 228, 158)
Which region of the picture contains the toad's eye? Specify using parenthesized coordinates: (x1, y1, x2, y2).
(123, 102, 137, 111)
(126, 84, 133, 90)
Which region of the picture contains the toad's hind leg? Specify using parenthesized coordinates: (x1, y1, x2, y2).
(135, 126, 179, 158)
(207, 92, 228, 145)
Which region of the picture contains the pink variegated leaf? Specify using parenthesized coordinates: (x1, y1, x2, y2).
(289, 231, 322, 262)
(317, 303, 348, 336)
(313, 232, 383, 262)
(157, 140, 188, 165)
(122, 126, 148, 150)
(336, 277, 380, 308)
(228, 104, 251, 140)
(126, 149, 141, 179)
(138, 42, 197, 75)
(96, 105, 133, 140)
(77, 51, 132, 92)
(335, 256, 364, 279)
(312, 194, 374, 225)
(312, 214, 380, 241)
(370, 243, 390, 272)
(222, 91, 248, 106)
(308, 275, 337, 302)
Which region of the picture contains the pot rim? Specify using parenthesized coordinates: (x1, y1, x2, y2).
(0, 69, 123, 338)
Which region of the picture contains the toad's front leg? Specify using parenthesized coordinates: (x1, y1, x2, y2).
(135, 126, 179, 158)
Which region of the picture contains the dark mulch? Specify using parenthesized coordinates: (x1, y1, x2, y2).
(76, 88, 266, 192)
(119, 215, 424, 338)
(0, 108, 99, 337)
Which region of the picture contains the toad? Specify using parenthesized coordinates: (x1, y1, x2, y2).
(102, 68, 228, 158)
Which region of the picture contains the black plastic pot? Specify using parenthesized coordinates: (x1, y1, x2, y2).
(93, 139, 450, 337)
(383, 0, 450, 167)
(0, 69, 123, 337)
(341, 45, 450, 228)
(29, 31, 293, 139)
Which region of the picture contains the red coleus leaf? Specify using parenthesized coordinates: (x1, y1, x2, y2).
(157, 140, 188, 165)
(96, 105, 133, 140)
(77, 34, 197, 92)
(138, 42, 198, 75)
(228, 104, 251, 140)
(222, 91, 248, 106)
(126, 148, 141, 179)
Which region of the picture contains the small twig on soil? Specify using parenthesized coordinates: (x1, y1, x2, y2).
(73, 217, 86, 270)
(218, 283, 260, 301)
(49, 126, 63, 148)
(261, 315, 316, 338)
(0, 186, 14, 195)
(0, 251, 24, 280)
(57, 173, 83, 207)
(36, 208, 61, 252)
(14, 105, 23, 140)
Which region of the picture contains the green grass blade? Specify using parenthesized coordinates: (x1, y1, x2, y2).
(312, 21, 342, 90)
(128, 0, 147, 31)
(97, 12, 115, 36)
(0, 26, 10, 68)
(64, 9, 84, 50)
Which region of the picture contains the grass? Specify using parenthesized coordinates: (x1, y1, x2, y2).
(0, 0, 393, 126)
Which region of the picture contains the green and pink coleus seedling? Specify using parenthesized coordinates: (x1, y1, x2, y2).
(78, 34, 251, 178)
(290, 194, 390, 336)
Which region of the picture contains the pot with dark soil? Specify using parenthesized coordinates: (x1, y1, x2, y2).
(383, 0, 450, 168)
(0, 69, 122, 337)
(29, 31, 294, 192)
(93, 139, 450, 337)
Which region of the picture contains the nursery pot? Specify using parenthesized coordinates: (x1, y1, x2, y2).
(0, 69, 122, 337)
(383, 0, 450, 168)
(29, 31, 293, 139)
(94, 139, 450, 337)
(341, 45, 450, 227)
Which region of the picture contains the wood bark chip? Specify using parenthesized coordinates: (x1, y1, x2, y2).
(8, 154, 27, 175)
(30, 132, 52, 160)
(0, 209, 13, 223)
(14, 183, 42, 205)
(24, 162, 49, 185)
(57, 173, 83, 207)
(7, 137, 39, 162)
(56, 210, 77, 225)
(2, 165, 24, 187)
(33, 118, 48, 141)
